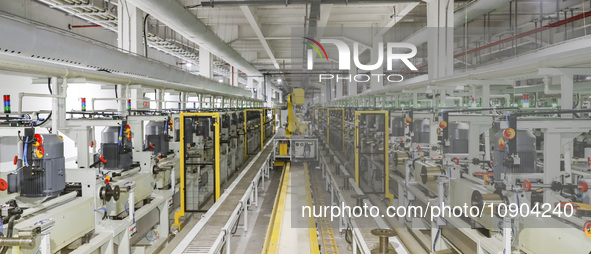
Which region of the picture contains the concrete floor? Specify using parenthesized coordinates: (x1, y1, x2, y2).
(228, 162, 354, 254)
(230, 167, 282, 254)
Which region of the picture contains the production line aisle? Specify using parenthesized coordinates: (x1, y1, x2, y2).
(261, 162, 319, 254)
(315, 139, 417, 254)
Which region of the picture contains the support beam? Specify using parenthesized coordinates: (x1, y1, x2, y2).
(427, 0, 454, 79)
(539, 68, 591, 117)
(200, 48, 213, 79)
(241, 6, 280, 70)
(375, 3, 419, 38)
(117, 0, 144, 55)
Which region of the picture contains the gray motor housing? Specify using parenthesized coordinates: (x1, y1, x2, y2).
(492, 129, 538, 180)
(145, 121, 170, 156)
(391, 117, 405, 137)
(413, 119, 430, 143)
(8, 134, 66, 197)
(443, 122, 469, 154)
(100, 126, 133, 170)
(174, 117, 194, 144)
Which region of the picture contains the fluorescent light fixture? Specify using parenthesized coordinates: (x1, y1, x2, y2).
(186, 63, 192, 68)
(277, 79, 282, 82)
(219, 79, 223, 83)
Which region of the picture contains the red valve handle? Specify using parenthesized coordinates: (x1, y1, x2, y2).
(0, 179, 8, 191)
(579, 181, 589, 193)
(149, 143, 155, 149)
(99, 155, 107, 163)
(523, 180, 532, 191)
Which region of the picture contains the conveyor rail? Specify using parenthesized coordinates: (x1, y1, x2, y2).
(172, 136, 275, 253)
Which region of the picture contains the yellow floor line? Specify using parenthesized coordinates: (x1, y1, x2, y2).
(304, 163, 321, 254)
(310, 165, 339, 254)
(262, 162, 290, 254)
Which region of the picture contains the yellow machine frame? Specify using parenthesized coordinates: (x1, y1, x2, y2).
(244, 109, 265, 156)
(328, 108, 345, 153)
(354, 111, 394, 202)
(174, 112, 221, 229)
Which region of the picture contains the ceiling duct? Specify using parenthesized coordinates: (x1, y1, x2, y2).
(125, 0, 262, 77)
(0, 12, 252, 98)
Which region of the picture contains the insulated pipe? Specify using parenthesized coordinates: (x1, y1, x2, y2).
(0, 55, 252, 99)
(453, 0, 513, 28)
(125, 0, 262, 77)
(0, 14, 252, 98)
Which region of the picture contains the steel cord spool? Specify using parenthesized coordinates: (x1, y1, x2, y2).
(420, 165, 442, 184)
(471, 191, 504, 216)
(393, 152, 409, 167)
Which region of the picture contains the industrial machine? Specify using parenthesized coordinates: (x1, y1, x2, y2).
(274, 89, 317, 163)
(8, 128, 66, 197)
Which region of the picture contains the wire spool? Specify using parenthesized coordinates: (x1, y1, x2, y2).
(393, 152, 409, 166)
(420, 165, 442, 184)
(471, 191, 504, 216)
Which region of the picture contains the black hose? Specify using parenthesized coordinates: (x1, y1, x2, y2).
(115, 84, 118, 98)
(34, 78, 53, 127)
(231, 213, 241, 234)
(344, 225, 353, 244)
(143, 14, 150, 58)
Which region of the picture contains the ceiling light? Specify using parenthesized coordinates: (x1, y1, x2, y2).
(186, 63, 192, 68)
(277, 79, 282, 83)
(219, 79, 223, 83)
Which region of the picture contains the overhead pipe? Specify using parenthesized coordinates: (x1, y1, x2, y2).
(0, 12, 252, 98)
(68, 24, 102, 29)
(453, 0, 513, 27)
(454, 9, 591, 58)
(18, 92, 66, 114)
(125, 0, 262, 77)
(0, 55, 253, 99)
(400, 9, 591, 75)
(199, 0, 423, 7)
(401, 0, 512, 47)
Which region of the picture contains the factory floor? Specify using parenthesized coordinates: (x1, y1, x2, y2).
(228, 162, 349, 254)
(231, 167, 282, 253)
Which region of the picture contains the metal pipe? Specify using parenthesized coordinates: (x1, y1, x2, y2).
(0, 237, 34, 247)
(68, 24, 102, 28)
(200, 0, 421, 6)
(455, 9, 591, 58)
(18, 92, 66, 114)
(91, 97, 127, 111)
